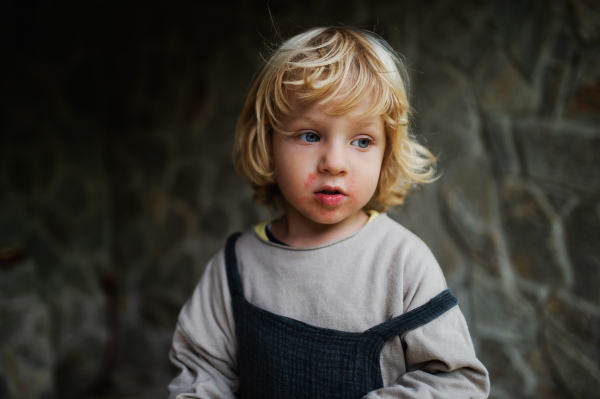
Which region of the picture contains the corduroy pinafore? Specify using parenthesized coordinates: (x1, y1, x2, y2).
(225, 233, 458, 399)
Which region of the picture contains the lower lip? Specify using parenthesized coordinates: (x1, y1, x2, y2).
(315, 193, 346, 207)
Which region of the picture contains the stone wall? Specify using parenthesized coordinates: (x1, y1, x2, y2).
(1, 1, 599, 398)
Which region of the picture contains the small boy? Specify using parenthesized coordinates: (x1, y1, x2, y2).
(168, 27, 489, 398)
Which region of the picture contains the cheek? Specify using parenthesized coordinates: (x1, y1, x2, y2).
(304, 173, 317, 189)
(279, 168, 313, 205)
(348, 167, 380, 201)
(345, 177, 357, 203)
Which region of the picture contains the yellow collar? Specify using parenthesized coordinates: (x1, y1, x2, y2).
(254, 210, 380, 242)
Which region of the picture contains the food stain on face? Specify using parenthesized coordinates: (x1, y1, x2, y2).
(304, 172, 317, 189)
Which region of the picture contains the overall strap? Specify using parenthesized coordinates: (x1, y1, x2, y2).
(368, 289, 459, 341)
(224, 232, 244, 298)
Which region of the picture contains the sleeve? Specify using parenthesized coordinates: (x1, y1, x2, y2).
(363, 236, 490, 398)
(168, 250, 239, 399)
(363, 308, 490, 398)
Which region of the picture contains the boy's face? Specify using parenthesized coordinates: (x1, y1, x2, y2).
(272, 92, 385, 230)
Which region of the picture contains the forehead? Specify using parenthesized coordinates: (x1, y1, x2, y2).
(284, 90, 384, 124)
(281, 96, 383, 134)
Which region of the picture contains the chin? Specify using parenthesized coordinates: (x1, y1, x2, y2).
(307, 210, 355, 225)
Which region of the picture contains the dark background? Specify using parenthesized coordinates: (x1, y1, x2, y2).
(1, 1, 599, 398)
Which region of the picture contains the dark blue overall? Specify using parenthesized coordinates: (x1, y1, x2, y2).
(225, 233, 458, 399)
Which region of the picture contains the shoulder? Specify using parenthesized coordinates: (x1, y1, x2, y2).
(184, 248, 228, 308)
(372, 214, 448, 310)
(176, 247, 232, 341)
(362, 213, 437, 261)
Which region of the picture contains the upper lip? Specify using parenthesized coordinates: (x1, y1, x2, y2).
(315, 185, 346, 195)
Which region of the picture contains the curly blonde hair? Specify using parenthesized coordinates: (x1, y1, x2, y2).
(234, 26, 437, 212)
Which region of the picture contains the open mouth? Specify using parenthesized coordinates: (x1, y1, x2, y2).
(315, 188, 345, 207)
(318, 189, 342, 195)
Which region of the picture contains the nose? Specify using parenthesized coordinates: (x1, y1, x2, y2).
(318, 142, 348, 175)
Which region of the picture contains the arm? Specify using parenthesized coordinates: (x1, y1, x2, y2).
(363, 230, 490, 398)
(168, 251, 239, 399)
(363, 307, 489, 398)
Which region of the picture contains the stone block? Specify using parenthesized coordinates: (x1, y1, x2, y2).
(200, 206, 229, 237)
(472, 271, 537, 343)
(489, 0, 555, 81)
(567, 0, 600, 42)
(482, 114, 521, 177)
(514, 118, 600, 197)
(412, 61, 485, 168)
(52, 287, 109, 398)
(544, 289, 600, 398)
(171, 163, 202, 209)
(165, 254, 196, 303)
(565, 49, 600, 119)
(439, 171, 502, 276)
(564, 203, 600, 303)
(500, 180, 567, 286)
(479, 338, 536, 398)
(160, 205, 189, 253)
(116, 321, 164, 389)
(69, 210, 109, 253)
(473, 46, 538, 113)
(390, 183, 467, 284)
(196, 101, 239, 157)
(23, 232, 61, 279)
(523, 347, 565, 399)
(414, 0, 492, 72)
(139, 253, 197, 332)
(550, 27, 576, 63)
(538, 183, 578, 217)
(55, 334, 109, 397)
(126, 136, 169, 182)
(539, 64, 568, 117)
(111, 220, 146, 271)
(41, 206, 72, 249)
(0, 260, 55, 399)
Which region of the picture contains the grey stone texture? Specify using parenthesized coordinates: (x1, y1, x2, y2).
(1, 0, 599, 398)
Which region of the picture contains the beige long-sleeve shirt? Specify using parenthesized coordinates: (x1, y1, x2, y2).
(168, 213, 490, 398)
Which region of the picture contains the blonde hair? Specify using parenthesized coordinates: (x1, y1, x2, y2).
(234, 26, 437, 212)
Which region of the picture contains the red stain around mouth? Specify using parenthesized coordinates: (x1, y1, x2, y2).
(304, 172, 317, 189)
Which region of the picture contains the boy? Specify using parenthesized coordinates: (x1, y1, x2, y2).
(168, 26, 489, 398)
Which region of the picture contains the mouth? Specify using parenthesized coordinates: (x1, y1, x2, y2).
(315, 185, 346, 196)
(317, 189, 343, 195)
(314, 186, 346, 207)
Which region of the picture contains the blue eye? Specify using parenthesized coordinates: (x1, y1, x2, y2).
(351, 138, 372, 149)
(298, 132, 320, 143)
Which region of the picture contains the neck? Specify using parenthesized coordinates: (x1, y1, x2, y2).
(270, 209, 369, 247)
